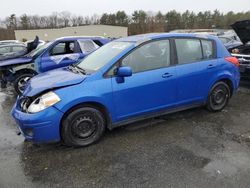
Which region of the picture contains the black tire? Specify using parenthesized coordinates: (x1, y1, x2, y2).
(61, 107, 105, 147)
(14, 73, 34, 95)
(206, 81, 231, 112)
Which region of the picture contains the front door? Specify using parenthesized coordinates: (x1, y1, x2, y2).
(111, 39, 177, 122)
(39, 41, 81, 72)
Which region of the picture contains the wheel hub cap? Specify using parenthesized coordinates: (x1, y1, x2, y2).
(73, 116, 96, 138)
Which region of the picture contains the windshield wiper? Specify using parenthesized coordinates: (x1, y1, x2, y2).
(69, 64, 86, 75)
(74, 64, 86, 74)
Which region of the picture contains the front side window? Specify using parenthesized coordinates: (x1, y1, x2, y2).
(50, 42, 75, 56)
(121, 40, 170, 73)
(175, 39, 202, 64)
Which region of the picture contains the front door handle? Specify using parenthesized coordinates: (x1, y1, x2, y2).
(162, 73, 173, 78)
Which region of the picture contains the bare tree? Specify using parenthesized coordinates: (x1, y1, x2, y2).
(4, 14, 18, 29)
(71, 15, 78, 27)
(19, 14, 30, 29)
(77, 16, 84, 26)
(60, 11, 71, 27)
(49, 12, 59, 28)
(90, 14, 100, 24)
(30, 15, 40, 29)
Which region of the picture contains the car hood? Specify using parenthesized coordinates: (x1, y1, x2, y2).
(231, 20, 250, 44)
(224, 41, 243, 50)
(23, 67, 87, 97)
(0, 57, 32, 67)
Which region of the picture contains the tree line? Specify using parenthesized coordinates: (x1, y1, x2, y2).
(0, 10, 250, 38)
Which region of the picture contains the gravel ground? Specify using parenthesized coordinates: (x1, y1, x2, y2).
(0, 81, 250, 188)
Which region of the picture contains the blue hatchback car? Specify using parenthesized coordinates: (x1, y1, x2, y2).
(12, 33, 240, 147)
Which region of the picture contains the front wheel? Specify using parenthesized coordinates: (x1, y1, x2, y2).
(206, 81, 231, 112)
(14, 73, 34, 95)
(61, 107, 106, 147)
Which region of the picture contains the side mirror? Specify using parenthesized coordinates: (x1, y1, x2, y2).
(116, 66, 132, 77)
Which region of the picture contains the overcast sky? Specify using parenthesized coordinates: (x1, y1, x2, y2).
(0, 0, 250, 18)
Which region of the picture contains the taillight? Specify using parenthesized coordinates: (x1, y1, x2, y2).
(225, 57, 240, 67)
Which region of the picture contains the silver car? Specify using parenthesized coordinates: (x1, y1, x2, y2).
(0, 44, 27, 61)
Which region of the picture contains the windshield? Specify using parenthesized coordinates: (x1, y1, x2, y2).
(77, 41, 133, 71)
(26, 42, 52, 58)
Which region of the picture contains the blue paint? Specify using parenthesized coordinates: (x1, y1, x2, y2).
(12, 33, 240, 143)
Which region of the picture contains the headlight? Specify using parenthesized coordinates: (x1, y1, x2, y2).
(27, 91, 61, 113)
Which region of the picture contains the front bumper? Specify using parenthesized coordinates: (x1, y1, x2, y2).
(11, 101, 64, 143)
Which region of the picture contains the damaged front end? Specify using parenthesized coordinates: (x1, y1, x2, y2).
(232, 53, 250, 77)
(230, 20, 250, 78)
(0, 62, 35, 88)
(0, 66, 15, 88)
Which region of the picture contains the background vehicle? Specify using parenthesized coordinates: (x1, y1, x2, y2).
(0, 36, 111, 94)
(12, 33, 240, 147)
(230, 20, 250, 77)
(24, 40, 45, 48)
(218, 36, 243, 51)
(0, 36, 42, 61)
(0, 44, 27, 61)
(0, 40, 21, 46)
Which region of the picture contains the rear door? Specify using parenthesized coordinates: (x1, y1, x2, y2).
(174, 38, 218, 105)
(40, 41, 81, 72)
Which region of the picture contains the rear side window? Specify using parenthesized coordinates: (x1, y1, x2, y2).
(175, 39, 202, 64)
(175, 38, 215, 64)
(78, 40, 100, 53)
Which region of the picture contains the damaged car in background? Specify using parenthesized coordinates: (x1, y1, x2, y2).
(0, 36, 111, 94)
(229, 20, 250, 78)
(0, 36, 42, 61)
(0, 43, 28, 61)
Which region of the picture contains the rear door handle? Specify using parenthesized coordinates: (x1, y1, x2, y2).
(207, 64, 216, 69)
(162, 73, 173, 78)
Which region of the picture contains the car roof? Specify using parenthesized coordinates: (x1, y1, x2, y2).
(0, 43, 26, 48)
(0, 40, 19, 43)
(116, 33, 218, 44)
(55, 36, 106, 41)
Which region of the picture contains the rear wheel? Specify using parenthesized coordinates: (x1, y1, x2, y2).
(61, 107, 105, 147)
(14, 73, 34, 95)
(207, 81, 231, 112)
